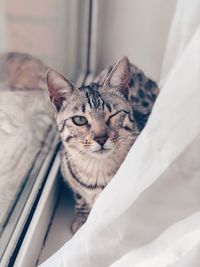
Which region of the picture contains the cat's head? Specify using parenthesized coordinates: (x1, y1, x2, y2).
(47, 57, 139, 159)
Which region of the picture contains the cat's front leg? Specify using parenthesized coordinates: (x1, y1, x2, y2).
(71, 193, 90, 234)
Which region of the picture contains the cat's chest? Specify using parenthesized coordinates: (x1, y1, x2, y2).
(61, 149, 117, 189)
(72, 155, 113, 184)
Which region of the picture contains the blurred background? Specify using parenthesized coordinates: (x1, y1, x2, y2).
(0, 0, 176, 79)
(0, 0, 91, 79)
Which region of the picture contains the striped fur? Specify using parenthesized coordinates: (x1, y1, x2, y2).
(47, 56, 159, 233)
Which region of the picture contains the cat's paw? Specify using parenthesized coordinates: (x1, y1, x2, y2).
(71, 214, 87, 234)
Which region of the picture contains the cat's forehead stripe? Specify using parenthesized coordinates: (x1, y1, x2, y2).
(81, 104, 85, 113)
(81, 84, 112, 112)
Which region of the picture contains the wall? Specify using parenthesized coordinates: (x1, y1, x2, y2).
(91, 0, 177, 81)
(4, 0, 70, 73)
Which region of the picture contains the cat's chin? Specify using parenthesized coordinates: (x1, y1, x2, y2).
(92, 148, 112, 158)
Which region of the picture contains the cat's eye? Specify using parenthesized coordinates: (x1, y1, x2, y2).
(72, 116, 88, 126)
(107, 110, 128, 124)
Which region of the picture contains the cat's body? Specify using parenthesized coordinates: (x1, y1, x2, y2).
(47, 57, 159, 233)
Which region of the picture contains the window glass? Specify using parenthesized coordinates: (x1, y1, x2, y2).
(0, 0, 90, 261)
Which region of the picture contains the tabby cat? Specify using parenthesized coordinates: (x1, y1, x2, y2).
(47, 56, 159, 233)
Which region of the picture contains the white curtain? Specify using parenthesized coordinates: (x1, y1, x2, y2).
(40, 0, 200, 266)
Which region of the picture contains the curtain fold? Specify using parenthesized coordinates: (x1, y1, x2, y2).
(40, 0, 200, 266)
(110, 211, 200, 267)
(160, 0, 200, 83)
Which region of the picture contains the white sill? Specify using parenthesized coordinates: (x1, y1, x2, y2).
(38, 186, 74, 265)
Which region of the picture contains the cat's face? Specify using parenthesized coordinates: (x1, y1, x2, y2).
(47, 57, 139, 159)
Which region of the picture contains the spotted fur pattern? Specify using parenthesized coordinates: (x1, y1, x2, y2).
(47, 57, 159, 233)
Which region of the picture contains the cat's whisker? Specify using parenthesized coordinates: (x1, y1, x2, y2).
(66, 140, 82, 144)
(117, 136, 137, 142)
(113, 137, 135, 154)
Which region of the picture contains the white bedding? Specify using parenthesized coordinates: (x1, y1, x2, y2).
(0, 85, 54, 225)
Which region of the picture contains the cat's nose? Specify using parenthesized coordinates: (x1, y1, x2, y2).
(94, 134, 108, 147)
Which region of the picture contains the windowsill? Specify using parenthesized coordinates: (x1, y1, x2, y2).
(38, 186, 74, 265)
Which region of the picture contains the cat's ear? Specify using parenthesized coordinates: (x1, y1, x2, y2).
(103, 56, 131, 100)
(47, 69, 75, 111)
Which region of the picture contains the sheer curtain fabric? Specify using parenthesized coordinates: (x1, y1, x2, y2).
(40, 0, 200, 266)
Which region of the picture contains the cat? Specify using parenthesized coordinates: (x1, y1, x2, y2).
(46, 56, 159, 234)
